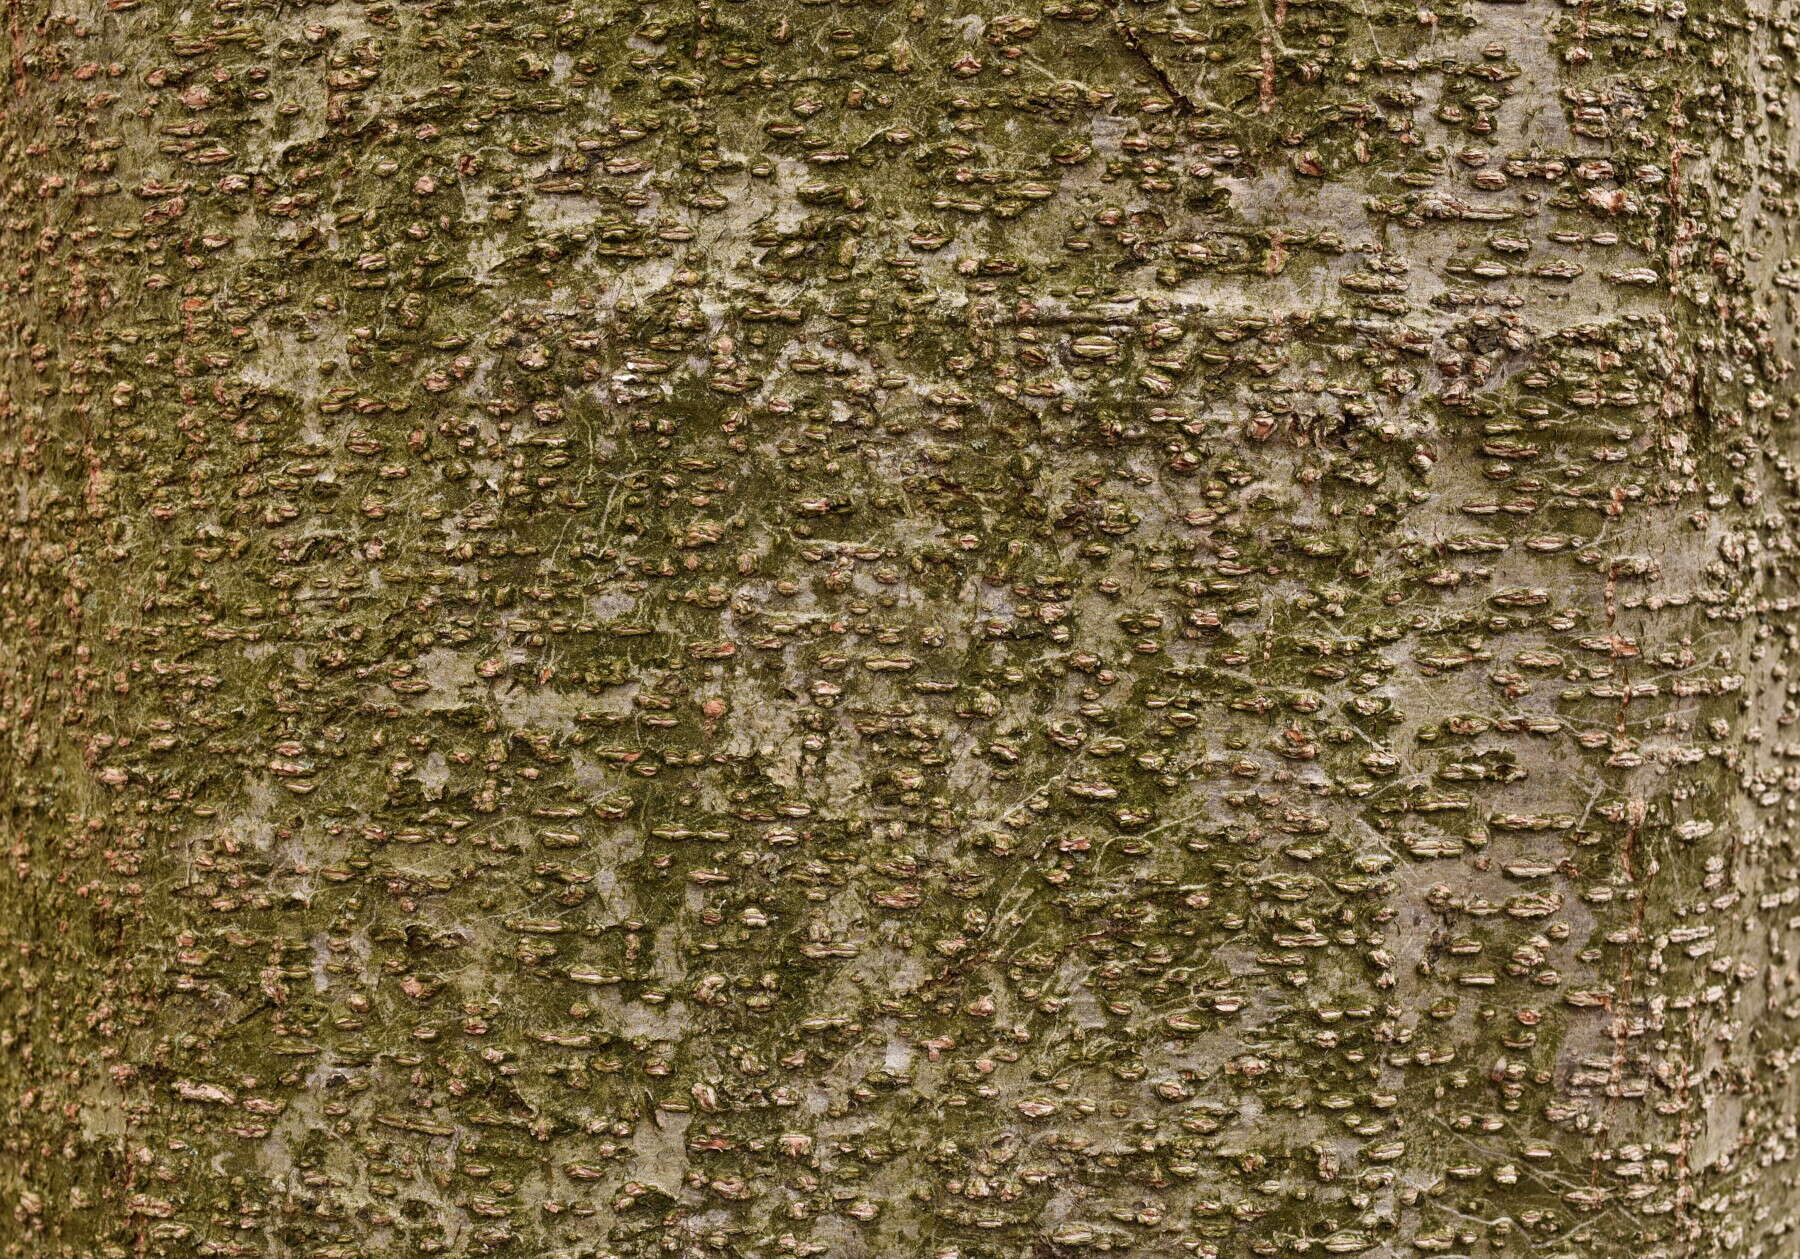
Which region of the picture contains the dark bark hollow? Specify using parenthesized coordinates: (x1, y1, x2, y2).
(2, 0, 1797, 1255)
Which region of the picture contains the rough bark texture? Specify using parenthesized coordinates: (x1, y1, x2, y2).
(3, 0, 1799, 1255)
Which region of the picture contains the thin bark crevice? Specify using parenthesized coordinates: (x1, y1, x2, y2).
(1101, 0, 1197, 114)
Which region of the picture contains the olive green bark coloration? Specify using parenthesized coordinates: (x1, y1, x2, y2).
(4, 0, 1800, 1255)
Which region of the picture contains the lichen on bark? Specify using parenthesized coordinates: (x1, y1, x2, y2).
(3, 0, 1800, 1256)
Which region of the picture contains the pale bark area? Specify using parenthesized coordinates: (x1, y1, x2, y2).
(3, 0, 1799, 1256)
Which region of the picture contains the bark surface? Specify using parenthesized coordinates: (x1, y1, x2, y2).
(3, 0, 1799, 1256)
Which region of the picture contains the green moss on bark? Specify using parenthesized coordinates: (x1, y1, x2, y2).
(3, 0, 1800, 1256)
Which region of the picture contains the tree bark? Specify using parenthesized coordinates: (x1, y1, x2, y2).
(3, 0, 1798, 1255)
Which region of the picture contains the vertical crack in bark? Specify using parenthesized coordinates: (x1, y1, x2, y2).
(1101, 0, 1196, 114)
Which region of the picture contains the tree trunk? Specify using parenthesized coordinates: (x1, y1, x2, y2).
(4, 0, 1798, 1255)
